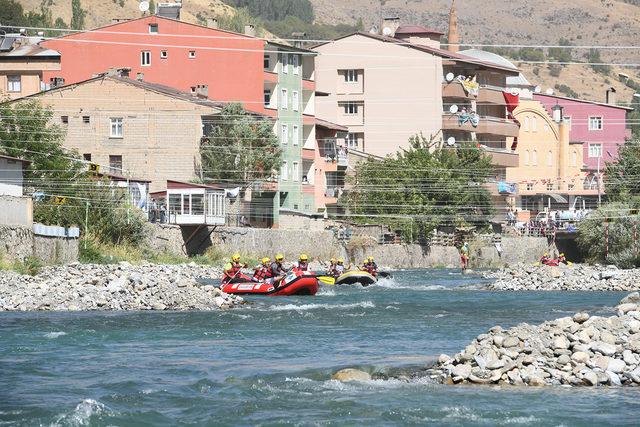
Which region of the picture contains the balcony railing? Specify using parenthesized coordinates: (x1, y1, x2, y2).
(442, 114, 519, 138)
(442, 81, 507, 105)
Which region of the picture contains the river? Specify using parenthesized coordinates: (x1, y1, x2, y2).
(1, 269, 638, 426)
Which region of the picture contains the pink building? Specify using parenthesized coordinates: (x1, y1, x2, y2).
(534, 93, 633, 172)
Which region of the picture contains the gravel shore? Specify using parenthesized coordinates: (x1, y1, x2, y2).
(483, 263, 640, 291)
(0, 262, 243, 311)
(430, 293, 640, 387)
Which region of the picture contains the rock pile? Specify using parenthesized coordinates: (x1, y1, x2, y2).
(484, 263, 640, 291)
(0, 262, 243, 311)
(431, 293, 640, 387)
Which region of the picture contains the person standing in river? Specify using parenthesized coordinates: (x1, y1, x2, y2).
(459, 242, 470, 271)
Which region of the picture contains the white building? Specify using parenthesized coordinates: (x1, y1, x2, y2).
(0, 154, 33, 226)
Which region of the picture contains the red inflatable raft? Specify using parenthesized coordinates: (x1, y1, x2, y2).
(220, 270, 319, 296)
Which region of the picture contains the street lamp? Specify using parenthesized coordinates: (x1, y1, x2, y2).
(552, 103, 563, 123)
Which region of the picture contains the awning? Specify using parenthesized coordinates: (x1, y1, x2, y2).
(545, 193, 569, 203)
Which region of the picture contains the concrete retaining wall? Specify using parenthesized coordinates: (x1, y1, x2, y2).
(145, 224, 551, 268)
(0, 226, 79, 264)
(0, 196, 33, 227)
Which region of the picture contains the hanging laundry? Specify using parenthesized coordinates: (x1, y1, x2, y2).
(461, 78, 479, 97)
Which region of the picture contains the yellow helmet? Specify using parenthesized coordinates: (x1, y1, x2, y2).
(337, 258, 344, 264)
(543, 253, 549, 256)
(368, 256, 374, 262)
(261, 257, 270, 265)
(231, 253, 241, 262)
(560, 253, 565, 257)
(275, 254, 284, 262)
(299, 254, 308, 261)
(363, 259, 368, 265)
(330, 257, 336, 263)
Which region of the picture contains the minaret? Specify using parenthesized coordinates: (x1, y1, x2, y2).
(447, 0, 459, 52)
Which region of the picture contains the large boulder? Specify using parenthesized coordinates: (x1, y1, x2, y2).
(332, 368, 372, 382)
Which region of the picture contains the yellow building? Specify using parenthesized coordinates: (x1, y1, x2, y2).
(507, 99, 598, 215)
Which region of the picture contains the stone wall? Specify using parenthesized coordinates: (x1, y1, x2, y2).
(0, 226, 79, 264)
(144, 224, 550, 268)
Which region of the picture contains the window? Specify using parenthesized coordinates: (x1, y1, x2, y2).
(82, 116, 90, 124)
(547, 150, 553, 166)
(160, 50, 168, 59)
(149, 23, 158, 34)
(571, 150, 577, 167)
(109, 155, 123, 172)
(292, 125, 299, 145)
(280, 88, 288, 109)
(282, 53, 288, 73)
(169, 194, 181, 215)
(191, 194, 204, 215)
(141, 51, 151, 66)
(568, 183, 575, 191)
(346, 133, 358, 148)
(189, 50, 196, 59)
(589, 116, 603, 131)
(343, 102, 358, 115)
(110, 118, 123, 138)
(531, 117, 538, 132)
(524, 150, 529, 166)
(281, 124, 288, 144)
(263, 54, 270, 69)
(526, 183, 534, 191)
(83, 153, 92, 161)
(547, 183, 554, 191)
(292, 161, 299, 181)
(588, 143, 602, 158)
(7, 75, 21, 92)
(532, 150, 538, 166)
(281, 160, 288, 180)
(61, 115, 69, 124)
(345, 69, 358, 82)
(523, 116, 529, 132)
(264, 89, 271, 107)
(292, 54, 299, 75)
(292, 91, 299, 111)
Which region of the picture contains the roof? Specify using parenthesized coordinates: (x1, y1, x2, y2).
(459, 49, 531, 87)
(313, 32, 519, 74)
(394, 25, 443, 36)
(166, 180, 225, 191)
(95, 171, 151, 183)
(0, 154, 31, 165)
(316, 118, 348, 132)
(0, 36, 60, 59)
(266, 40, 318, 55)
(534, 93, 634, 112)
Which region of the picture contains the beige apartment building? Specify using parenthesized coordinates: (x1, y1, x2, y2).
(0, 35, 60, 100)
(9, 73, 225, 191)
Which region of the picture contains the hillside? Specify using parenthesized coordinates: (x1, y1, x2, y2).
(310, 0, 640, 63)
(15, 0, 234, 29)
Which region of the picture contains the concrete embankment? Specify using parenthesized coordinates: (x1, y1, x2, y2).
(146, 224, 549, 269)
(0, 262, 242, 311)
(430, 293, 640, 387)
(483, 263, 640, 291)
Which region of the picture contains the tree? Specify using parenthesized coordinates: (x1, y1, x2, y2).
(70, 0, 86, 30)
(344, 135, 495, 242)
(0, 0, 25, 30)
(200, 103, 281, 185)
(548, 37, 573, 63)
(604, 138, 640, 201)
(149, 0, 156, 15)
(587, 48, 610, 75)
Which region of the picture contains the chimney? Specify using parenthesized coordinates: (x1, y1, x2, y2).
(136, 72, 144, 81)
(106, 67, 131, 78)
(606, 87, 617, 105)
(381, 17, 400, 36)
(195, 84, 208, 98)
(244, 24, 256, 37)
(447, 0, 460, 52)
(206, 18, 218, 29)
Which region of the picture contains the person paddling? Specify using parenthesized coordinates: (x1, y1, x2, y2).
(293, 254, 309, 272)
(222, 253, 248, 284)
(362, 256, 378, 277)
(333, 258, 350, 277)
(252, 257, 273, 283)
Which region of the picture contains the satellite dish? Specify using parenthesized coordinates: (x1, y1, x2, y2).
(534, 85, 541, 93)
(545, 88, 554, 95)
(510, 88, 519, 96)
(445, 72, 455, 82)
(139, 1, 150, 12)
(382, 27, 393, 36)
(449, 104, 459, 114)
(447, 137, 456, 146)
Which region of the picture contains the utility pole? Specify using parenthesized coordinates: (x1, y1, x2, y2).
(597, 156, 602, 207)
(84, 201, 89, 249)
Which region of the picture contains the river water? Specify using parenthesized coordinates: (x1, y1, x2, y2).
(1, 269, 639, 426)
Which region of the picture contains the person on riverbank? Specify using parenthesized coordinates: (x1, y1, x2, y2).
(222, 254, 248, 284)
(252, 257, 273, 283)
(362, 256, 378, 277)
(293, 254, 309, 272)
(459, 242, 470, 271)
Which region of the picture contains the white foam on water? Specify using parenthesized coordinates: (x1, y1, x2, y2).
(317, 287, 336, 296)
(52, 399, 109, 427)
(44, 332, 67, 339)
(267, 301, 375, 312)
(503, 415, 540, 424)
(376, 279, 448, 291)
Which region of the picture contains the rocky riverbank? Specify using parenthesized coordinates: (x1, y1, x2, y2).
(483, 263, 640, 291)
(430, 293, 640, 387)
(0, 262, 244, 311)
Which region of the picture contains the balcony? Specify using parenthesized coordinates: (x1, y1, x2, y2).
(482, 146, 519, 168)
(442, 114, 519, 138)
(302, 79, 315, 92)
(442, 82, 506, 105)
(302, 147, 315, 161)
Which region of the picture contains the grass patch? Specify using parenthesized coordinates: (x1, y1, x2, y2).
(0, 252, 43, 276)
